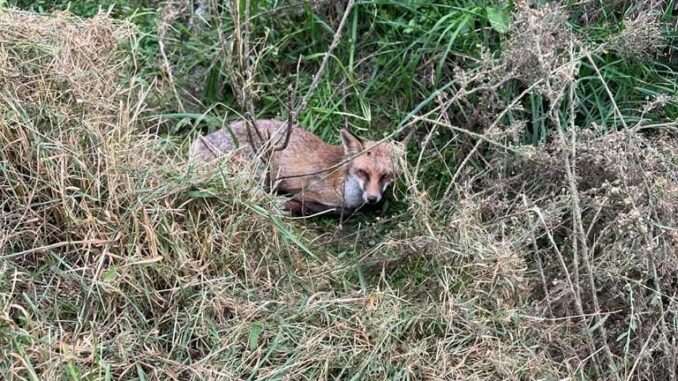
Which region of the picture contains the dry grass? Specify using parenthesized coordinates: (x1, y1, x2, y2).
(1, 4, 677, 381)
(0, 8, 558, 381)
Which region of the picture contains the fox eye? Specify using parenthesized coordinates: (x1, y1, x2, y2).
(357, 170, 369, 180)
(381, 173, 393, 182)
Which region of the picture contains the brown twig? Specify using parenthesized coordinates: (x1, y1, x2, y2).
(227, 0, 265, 153)
(548, 42, 619, 380)
(295, 0, 356, 117)
(274, 85, 295, 152)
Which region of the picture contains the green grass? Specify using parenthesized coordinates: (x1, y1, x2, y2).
(2, 1, 678, 380)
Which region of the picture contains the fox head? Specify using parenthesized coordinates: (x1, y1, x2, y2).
(340, 129, 402, 206)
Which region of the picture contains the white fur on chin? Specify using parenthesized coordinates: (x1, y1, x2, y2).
(343, 175, 366, 209)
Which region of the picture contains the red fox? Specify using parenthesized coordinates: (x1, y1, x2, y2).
(189, 119, 403, 216)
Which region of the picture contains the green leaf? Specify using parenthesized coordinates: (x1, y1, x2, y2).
(486, 6, 510, 34)
(187, 190, 215, 198)
(248, 323, 263, 351)
(102, 268, 118, 283)
(66, 360, 80, 381)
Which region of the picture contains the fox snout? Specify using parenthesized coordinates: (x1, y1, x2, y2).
(363, 183, 383, 204)
(365, 193, 380, 204)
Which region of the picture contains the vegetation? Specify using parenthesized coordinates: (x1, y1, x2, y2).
(1, 1, 677, 380)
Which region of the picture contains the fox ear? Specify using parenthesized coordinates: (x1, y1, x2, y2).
(340, 129, 363, 156)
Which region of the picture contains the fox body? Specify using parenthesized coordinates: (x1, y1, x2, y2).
(189, 119, 401, 216)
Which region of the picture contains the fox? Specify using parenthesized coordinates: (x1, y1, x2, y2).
(189, 119, 403, 216)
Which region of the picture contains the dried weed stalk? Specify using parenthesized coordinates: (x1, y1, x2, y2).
(606, 11, 667, 58)
(408, 4, 678, 379)
(502, 3, 574, 93)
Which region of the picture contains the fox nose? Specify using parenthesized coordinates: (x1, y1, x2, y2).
(366, 195, 379, 204)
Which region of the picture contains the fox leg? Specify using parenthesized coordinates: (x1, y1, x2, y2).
(278, 199, 338, 216)
(281, 199, 304, 216)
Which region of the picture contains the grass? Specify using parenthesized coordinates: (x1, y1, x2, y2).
(2, 1, 678, 380)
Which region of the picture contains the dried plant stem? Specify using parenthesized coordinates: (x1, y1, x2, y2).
(530, 205, 597, 374)
(586, 48, 676, 380)
(625, 301, 674, 381)
(552, 45, 620, 380)
(226, 0, 264, 150)
(296, 0, 356, 117)
(583, 50, 629, 131)
(523, 195, 554, 318)
(156, 1, 192, 112)
(274, 86, 295, 152)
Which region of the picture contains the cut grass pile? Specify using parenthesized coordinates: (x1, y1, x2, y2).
(1, 2, 678, 381)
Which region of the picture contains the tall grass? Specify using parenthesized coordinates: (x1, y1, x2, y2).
(2, 1, 678, 380)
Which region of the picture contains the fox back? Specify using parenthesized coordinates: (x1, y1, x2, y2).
(189, 119, 402, 216)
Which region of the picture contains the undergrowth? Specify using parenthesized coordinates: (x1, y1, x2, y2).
(1, 1, 677, 380)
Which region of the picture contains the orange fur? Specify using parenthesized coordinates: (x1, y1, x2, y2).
(189, 119, 401, 216)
